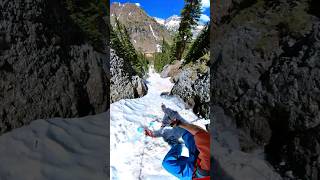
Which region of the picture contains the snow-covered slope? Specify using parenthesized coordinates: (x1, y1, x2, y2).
(0, 113, 108, 180)
(164, 15, 181, 32)
(110, 66, 208, 180)
(154, 17, 165, 25)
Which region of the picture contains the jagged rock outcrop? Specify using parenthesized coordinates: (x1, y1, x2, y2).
(0, 0, 109, 134)
(211, 0, 320, 179)
(110, 49, 147, 103)
(171, 60, 210, 119)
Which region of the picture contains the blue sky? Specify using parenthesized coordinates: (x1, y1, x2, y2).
(110, 0, 210, 23)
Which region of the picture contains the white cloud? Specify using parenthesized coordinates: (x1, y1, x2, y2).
(201, 0, 210, 11)
(135, 3, 141, 7)
(200, 14, 210, 23)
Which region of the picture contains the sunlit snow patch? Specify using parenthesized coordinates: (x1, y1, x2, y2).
(110, 66, 208, 179)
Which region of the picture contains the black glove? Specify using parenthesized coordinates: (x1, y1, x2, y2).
(170, 119, 181, 127)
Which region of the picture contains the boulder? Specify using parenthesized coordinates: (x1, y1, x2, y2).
(160, 60, 182, 80)
(132, 76, 148, 97)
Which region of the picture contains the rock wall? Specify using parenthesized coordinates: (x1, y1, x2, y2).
(110, 49, 147, 103)
(171, 60, 210, 119)
(211, 0, 320, 179)
(0, 0, 109, 134)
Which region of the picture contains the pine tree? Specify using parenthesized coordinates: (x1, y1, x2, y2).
(154, 38, 172, 72)
(172, 0, 201, 61)
(65, 0, 107, 50)
(111, 17, 148, 76)
(185, 23, 210, 64)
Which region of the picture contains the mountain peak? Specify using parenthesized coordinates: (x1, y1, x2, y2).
(110, 2, 172, 53)
(154, 17, 165, 25)
(153, 15, 204, 38)
(166, 15, 181, 21)
(163, 15, 181, 32)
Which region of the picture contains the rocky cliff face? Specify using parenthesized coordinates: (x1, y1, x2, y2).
(0, 0, 109, 134)
(169, 57, 210, 119)
(110, 49, 147, 103)
(110, 2, 172, 53)
(211, 0, 320, 179)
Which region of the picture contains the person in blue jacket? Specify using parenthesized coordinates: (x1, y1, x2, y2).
(144, 104, 210, 180)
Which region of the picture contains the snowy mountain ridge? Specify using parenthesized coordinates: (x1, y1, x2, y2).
(154, 15, 205, 38)
(164, 15, 181, 32)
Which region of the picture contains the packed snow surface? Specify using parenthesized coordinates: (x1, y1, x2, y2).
(110, 67, 208, 180)
(0, 113, 108, 180)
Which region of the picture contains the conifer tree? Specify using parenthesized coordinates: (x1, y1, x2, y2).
(185, 23, 210, 64)
(111, 17, 148, 76)
(65, 0, 107, 50)
(172, 0, 201, 61)
(154, 38, 172, 72)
